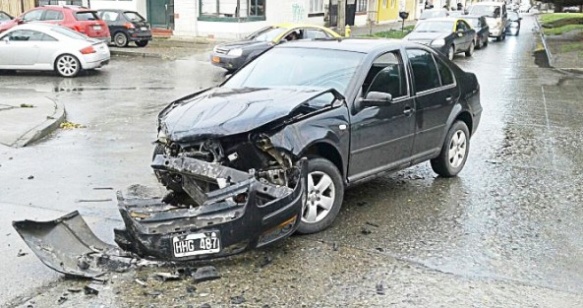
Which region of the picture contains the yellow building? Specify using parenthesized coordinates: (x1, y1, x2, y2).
(373, 0, 416, 23)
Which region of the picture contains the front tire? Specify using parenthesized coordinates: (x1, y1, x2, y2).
(55, 54, 81, 77)
(431, 121, 470, 177)
(296, 158, 344, 234)
(465, 41, 475, 57)
(114, 32, 129, 47)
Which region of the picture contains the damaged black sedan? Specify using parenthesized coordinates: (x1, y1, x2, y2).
(143, 39, 482, 261)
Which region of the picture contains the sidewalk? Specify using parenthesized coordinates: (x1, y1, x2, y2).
(0, 97, 66, 148)
(350, 20, 417, 37)
(535, 15, 583, 74)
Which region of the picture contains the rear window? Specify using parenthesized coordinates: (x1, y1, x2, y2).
(75, 11, 99, 21)
(51, 26, 90, 40)
(123, 12, 145, 22)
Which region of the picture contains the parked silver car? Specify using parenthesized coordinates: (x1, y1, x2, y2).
(0, 23, 110, 77)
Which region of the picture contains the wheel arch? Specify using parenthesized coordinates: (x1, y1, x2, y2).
(301, 142, 345, 180)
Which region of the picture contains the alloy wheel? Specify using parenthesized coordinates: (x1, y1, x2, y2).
(448, 130, 467, 168)
(56, 55, 79, 77)
(448, 45, 454, 60)
(302, 171, 336, 224)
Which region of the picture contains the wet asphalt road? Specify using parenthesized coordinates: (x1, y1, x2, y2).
(1, 15, 583, 307)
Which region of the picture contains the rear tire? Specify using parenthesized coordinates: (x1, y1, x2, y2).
(296, 158, 344, 234)
(431, 121, 470, 177)
(114, 32, 129, 47)
(55, 54, 81, 78)
(135, 40, 149, 47)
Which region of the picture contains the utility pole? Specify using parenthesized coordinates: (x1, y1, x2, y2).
(337, 0, 346, 37)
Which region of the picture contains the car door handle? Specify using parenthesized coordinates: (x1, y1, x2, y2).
(445, 96, 452, 102)
(403, 107, 414, 116)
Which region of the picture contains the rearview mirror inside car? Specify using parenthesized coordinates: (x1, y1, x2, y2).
(359, 91, 393, 107)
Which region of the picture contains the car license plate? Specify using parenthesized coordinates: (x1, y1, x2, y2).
(141, 26, 148, 31)
(212, 56, 220, 63)
(94, 25, 102, 30)
(172, 231, 220, 257)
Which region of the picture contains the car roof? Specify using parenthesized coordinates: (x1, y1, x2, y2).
(40, 5, 93, 11)
(418, 17, 460, 22)
(96, 9, 138, 13)
(275, 38, 418, 53)
(274, 22, 332, 29)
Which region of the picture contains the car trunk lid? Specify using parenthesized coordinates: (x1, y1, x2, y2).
(74, 10, 109, 38)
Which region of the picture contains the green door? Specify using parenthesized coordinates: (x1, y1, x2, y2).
(147, 0, 174, 28)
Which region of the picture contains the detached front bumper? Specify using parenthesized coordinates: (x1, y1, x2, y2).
(114, 154, 307, 261)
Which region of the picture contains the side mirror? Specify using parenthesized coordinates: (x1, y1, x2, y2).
(15, 18, 23, 24)
(359, 91, 393, 107)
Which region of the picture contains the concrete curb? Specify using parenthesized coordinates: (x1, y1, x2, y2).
(13, 97, 66, 148)
(110, 49, 163, 58)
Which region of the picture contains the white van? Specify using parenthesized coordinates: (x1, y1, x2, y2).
(468, 1, 509, 41)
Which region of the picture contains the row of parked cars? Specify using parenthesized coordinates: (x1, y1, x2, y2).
(0, 5, 156, 77)
(405, 1, 522, 60)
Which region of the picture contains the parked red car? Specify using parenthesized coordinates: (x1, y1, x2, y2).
(0, 5, 110, 42)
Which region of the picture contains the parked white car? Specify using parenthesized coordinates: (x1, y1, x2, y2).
(0, 23, 110, 77)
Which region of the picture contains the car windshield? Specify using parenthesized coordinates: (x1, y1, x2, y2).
(414, 20, 454, 32)
(124, 12, 145, 22)
(246, 27, 287, 42)
(75, 11, 99, 21)
(469, 5, 500, 18)
(420, 10, 447, 19)
(51, 26, 90, 41)
(223, 47, 364, 95)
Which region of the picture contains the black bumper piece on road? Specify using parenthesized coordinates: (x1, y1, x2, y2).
(114, 155, 307, 261)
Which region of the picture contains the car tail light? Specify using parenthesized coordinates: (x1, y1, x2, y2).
(80, 46, 96, 54)
(124, 22, 135, 29)
(74, 25, 86, 33)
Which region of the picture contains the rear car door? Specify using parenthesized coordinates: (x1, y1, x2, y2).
(40, 9, 64, 25)
(348, 50, 416, 180)
(406, 48, 459, 160)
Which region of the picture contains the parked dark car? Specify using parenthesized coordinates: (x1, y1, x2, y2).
(0, 11, 13, 26)
(405, 18, 477, 60)
(210, 23, 340, 73)
(139, 39, 482, 261)
(463, 15, 490, 48)
(96, 9, 151, 47)
(507, 11, 521, 35)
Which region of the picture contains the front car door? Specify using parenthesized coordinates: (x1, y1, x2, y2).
(348, 50, 416, 181)
(454, 20, 470, 50)
(405, 48, 459, 162)
(0, 29, 42, 66)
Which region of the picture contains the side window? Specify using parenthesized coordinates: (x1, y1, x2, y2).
(305, 28, 330, 39)
(435, 58, 454, 86)
(101, 11, 119, 22)
(6, 30, 40, 41)
(43, 10, 64, 21)
(363, 51, 407, 99)
(406, 49, 441, 92)
(22, 10, 43, 22)
(41, 33, 58, 41)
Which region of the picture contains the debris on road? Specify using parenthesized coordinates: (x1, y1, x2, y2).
(365, 221, 380, 228)
(67, 288, 82, 293)
(186, 286, 196, 293)
(60, 121, 85, 129)
(27, 175, 34, 180)
(193, 266, 221, 283)
(258, 255, 273, 268)
(17, 249, 28, 257)
(93, 187, 114, 190)
(332, 242, 339, 251)
(75, 198, 113, 203)
(84, 283, 101, 296)
(154, 272, 181, 282)
(231, 294, 246, 305)
(57, 295, 68, 304)
(376, 282, 385, 295)
(20, 103, 35, 108)
(361, 227, 372, 235)
(135, 279, 147, 287)
(143, 290, 162, 298)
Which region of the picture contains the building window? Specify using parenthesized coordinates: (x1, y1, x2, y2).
(309, 0, 324, 13)
(199, 0, 266, 21)
(356, 0, 367, 12)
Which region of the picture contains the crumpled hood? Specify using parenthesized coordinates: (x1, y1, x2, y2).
(161, 87, 332, 143)
(406, 32, 448, 42)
